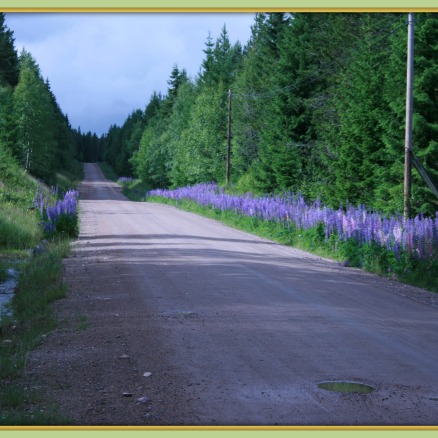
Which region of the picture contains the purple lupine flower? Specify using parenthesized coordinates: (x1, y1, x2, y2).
(118, 177, 134, 185)
(147, 183, 438, 261)
(35, 188, 79, 235)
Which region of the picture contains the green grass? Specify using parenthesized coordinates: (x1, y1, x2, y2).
(0, 147, 40, 210)
(12, 239, 70, 322)
(120, 179, 151, 202)
(98, 161, 119, 182)
(76, 313, 89, 331)
(395, 256, 438, 292)
(0, 378, 70, 425)
(0, 203, 42, 250)
(98, 162, 151, 201)
(0, 259, 7, 282)
(0, 146, 81, 425)
(0, 239, 72, 425)
(54, 161, 84, 195)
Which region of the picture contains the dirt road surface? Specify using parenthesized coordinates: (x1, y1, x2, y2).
(24, 163, 438, 426)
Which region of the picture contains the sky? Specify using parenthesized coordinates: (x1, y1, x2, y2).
(5, 13, 255, 136)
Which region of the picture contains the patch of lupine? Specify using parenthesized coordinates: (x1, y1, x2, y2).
(34, 188, 79, 234)
(118, 177, 134, 185)
(147, 183, 438, 260)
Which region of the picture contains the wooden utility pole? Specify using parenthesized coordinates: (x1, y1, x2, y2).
(404, 12, 414, 219)
(226, 89, 232, 186)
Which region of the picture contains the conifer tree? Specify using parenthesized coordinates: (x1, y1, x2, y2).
(166, 80, 197, 187)
(326, 14, 401, 208)
(231, 13, 290, 189)
(378, 13, 438, 215)
(0, 13, 19, 87)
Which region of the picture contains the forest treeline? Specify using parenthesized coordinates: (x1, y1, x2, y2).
(2, 13, 438, 218)
(95, 12, 438, 217)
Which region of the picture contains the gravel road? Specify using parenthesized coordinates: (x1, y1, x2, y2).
(23, 163, 438, 426)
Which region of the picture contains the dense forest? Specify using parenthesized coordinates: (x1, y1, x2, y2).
(1, 13, 438, 218)
(96, 12, 438, 217)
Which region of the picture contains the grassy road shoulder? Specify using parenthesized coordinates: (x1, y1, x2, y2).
(0, 240, 71, 425)
(0, 151, 82, 424)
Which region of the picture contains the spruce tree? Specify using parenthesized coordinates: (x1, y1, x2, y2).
(231, 13, 290, 189)
(0, 13, 19, 87)
(378, 13, 438, 215)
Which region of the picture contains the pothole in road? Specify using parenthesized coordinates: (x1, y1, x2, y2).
(317, 381, 375, 394)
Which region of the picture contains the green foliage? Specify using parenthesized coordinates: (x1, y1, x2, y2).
(166, 81, 198, 187)
(0, 240, 71, 425)
(0, 13, 19, 87)
(231, 13, 291, 185)
(12, 240, 69, 323)
(230, 171, 262, 196)
(0, 139, 39, 208)
(52, 214, 79, 238)
(396, 256, 438, 291)
(0, 141, 42, 250)
(103, 109, 145, 174)
(377, 13, 438, 216)
(0, 22, 81, 185)
(0, 203, 41, 250)
(121, 179, 151, 202)
(13, 50, 57, 179)
(327, 14, 399, 208)
(176, 83, 229, 185)
(55, 164, 84, 195)
(98, 161, 119, 181)
(97, 13, 438, 219)
(149, 194, 438, 293)
(74, 129, 104, 163)
(0, 16, 81, 425)
(107, 25, 245, 190)
(0, 260, 6, 282)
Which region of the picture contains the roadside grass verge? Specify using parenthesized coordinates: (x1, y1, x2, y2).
(0, 239, 71, 425)
(0, 150, 82, 425)
(0, 148, 39, 210)
(119, 179, 151, 202)
(0, 203, 42, 250)
(54, 161, 84, 195)
(98, 161, 119, 182)
(147, 195, 438, 294)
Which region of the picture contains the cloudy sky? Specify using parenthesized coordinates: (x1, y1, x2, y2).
(5, 13, 255, 136)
